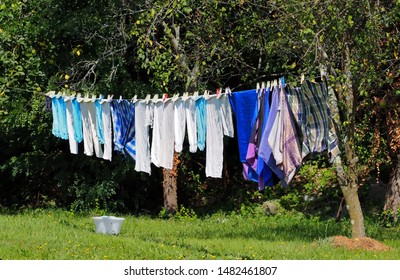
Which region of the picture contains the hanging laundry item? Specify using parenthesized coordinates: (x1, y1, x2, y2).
(228, 89, 259, 181)
(94, 100, 105, 144)
(205, 94, 234, 178)
(151, 101, 163, 167)
(135, 100, 153, 174)
(79, 97, 104, 158)
(51, 95, 69, 140)
(110, 99, 136, 160)
(286, 80, 340, 161)
(71, 98, 83, 143)
(245, 88, 278, 190)
(159, 99, 175, 169)
(174, 98, 186, 153)
(64, 96, 78, 154)
(195, 97, 206, 151)
(185, 96, 197, 153)
(259, 85, 302, 186)
(100, 99, 112, 161)
(45, 96, 52, 112)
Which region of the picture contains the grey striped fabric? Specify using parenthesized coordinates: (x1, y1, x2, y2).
(286, 80, 340, 162)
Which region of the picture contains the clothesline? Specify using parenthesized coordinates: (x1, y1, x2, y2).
(5, 73, 326, 102)
(47, 76, 340, 190)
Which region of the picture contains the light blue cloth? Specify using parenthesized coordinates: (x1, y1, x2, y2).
(195, 97, 206, 151)
(51, 96, 68, 140)
(110, 100, 136, 161)
(94, 100, 105, 144)
(71, 98, 83, 143)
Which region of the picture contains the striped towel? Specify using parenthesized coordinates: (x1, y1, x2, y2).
(110, 100, 136, 161)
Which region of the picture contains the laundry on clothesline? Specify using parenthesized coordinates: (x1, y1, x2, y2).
(46, 76, 340, 187)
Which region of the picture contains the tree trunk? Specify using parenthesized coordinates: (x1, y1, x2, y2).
(320, 45, 366, 238)
(160, 21, 200, 215)
(384, 153, 400, 223)
(162, 152, 180, 214)
(340, 178, 366, 237)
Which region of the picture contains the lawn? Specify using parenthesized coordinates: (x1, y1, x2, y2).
(0, 208, 399, 260)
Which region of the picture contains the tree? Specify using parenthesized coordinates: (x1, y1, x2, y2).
(268, 0, 400, 236)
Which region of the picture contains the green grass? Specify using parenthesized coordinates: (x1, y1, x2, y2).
(0, 208, 399, 260)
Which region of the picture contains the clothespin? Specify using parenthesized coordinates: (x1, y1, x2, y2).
(77, 92, 84, 103)
(172, 93, 180, 101)
(204, 90, 210, 100)
(193, 91, 198, 97)
(162, 93, 169, 102)
(261, 82, 265, 89)
(45, 91, 56, 97)
(182, 92, 189, 101)
(144, 94, 150, 103)
(256, 82, 260, 91)
(132, 95, 138, 103)
(152, 94, 159, 103)
(83, 93, 90, 102)
(91, 94, 96, 102)
(216, 88, 222, 98)
(301, 73, 305, 84)
(267, 81, 271, 89)
(119, 95, 123, 102)
(225, 87, 232, 96)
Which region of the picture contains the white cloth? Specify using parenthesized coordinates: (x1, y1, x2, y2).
(174, 98, 186, 153)
(205, 95, 234, 178)
(80, 101, 94, 156)
(220, 94, 235, 137)
(100, 101, 112, 161)
(135, 101, 152, 174)
(151, 101, 163, 167)
(159, 99, 175, 169)
(64, 97, 78, 154)
(185, 97, 197, 153)
(80, 101, 103, 158)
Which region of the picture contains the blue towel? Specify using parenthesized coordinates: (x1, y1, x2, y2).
(229, 89, 260, 182)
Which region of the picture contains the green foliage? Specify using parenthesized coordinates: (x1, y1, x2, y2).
(279, 159, 341, 217)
